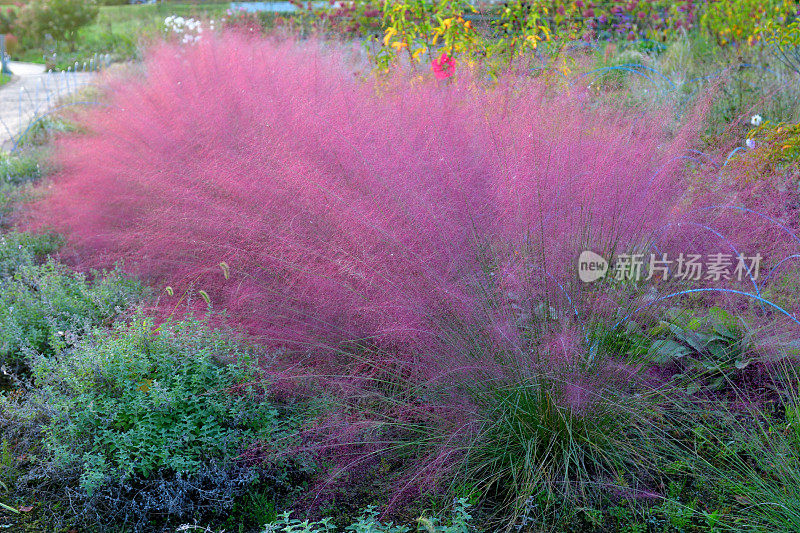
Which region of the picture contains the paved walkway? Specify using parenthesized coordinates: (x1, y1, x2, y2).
(0, 61, 95, 149)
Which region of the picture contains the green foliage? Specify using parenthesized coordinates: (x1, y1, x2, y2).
(487, 0, 552, 64)
(0, 153, 41, 186)
(647, 307, 754, 392)
(377, 0, 478, 71)
(699, 0, 795, 46)
(29, 315, 280, 495)
(375, 0, 702, 75)
(0, 245, 142, 370)
(455, 358, 659, 524)
(0, 7, 17, 35)
(684, 375, 800, 532)
(0, 231, 62, 277)
(747, 119, 800, 169)
(0, 153, 45, 227)
(263, 499, 472, 532)
(17, 0, 99, 47)
(15, 116, 79, 148)
(761, 18, 800, 72)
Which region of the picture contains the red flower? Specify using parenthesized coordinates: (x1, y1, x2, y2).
(431, 52, 455, 80)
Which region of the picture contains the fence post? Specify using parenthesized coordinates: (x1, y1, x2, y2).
(0, 35, 12, 76)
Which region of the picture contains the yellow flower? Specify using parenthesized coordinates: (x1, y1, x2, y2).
(392, 40, 408, 51)
(412, 46, 427, 60)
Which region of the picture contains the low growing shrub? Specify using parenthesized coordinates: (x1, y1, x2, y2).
(0, 231, 62, 278)
(0, 251, 142, 372)
(11, 315, 307, 531)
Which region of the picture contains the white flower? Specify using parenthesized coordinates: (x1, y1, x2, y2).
(746, 138, 756, 149)
(751, 114, 763, 127)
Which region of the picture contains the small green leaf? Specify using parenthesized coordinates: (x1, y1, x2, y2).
(709, 376, 726, 390)
(686, 382, 701, 395)
(649, 339, 691, 364)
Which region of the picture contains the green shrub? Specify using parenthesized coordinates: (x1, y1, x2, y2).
(11, 315, 305, 530)
(0, 231, 62, 278)
(646, 307, 755, 393)
(0, 254, 142, 371)
(0, 153, 41, 186)
(16, 0, 99, 49)
(0, 7, 17, 35)
(32, 315, 273, 492)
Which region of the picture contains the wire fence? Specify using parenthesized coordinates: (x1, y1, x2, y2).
(0, 56, 110, 150)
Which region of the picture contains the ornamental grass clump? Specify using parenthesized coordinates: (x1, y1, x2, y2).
(30, 34, 800, 525)
(33, 34, 698, 355)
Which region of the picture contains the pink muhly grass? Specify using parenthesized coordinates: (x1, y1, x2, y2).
(27, 34, 800, 516)
(32, 34, 699, 360)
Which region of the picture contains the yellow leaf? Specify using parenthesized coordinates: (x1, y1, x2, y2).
(383, 27, 397, 47)
(138, 379, 153, 393)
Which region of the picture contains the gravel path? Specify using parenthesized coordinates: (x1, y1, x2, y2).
(0, 61, 95, 150)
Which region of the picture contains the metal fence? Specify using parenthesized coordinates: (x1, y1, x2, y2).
(0, 56, 111, 150)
